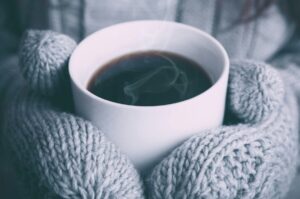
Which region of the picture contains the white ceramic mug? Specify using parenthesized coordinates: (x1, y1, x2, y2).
(69, 20, 230, 170)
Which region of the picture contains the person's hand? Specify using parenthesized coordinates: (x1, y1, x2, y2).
(2, 30, 144, 199)
(147, 60, 299, 199)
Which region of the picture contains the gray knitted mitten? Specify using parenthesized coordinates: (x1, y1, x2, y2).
(3, 30, 144, 199)
(147, 62, 299, 199)
(2, 30, 299, 199)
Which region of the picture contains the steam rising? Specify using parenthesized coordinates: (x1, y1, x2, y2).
(123, 54, 188, 105)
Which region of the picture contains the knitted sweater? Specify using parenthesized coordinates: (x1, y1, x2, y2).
(1, 0, 300, 97)
(0, 1, 300, 199)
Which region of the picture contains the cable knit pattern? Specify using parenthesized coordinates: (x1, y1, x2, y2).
(147, 61, 299, 199)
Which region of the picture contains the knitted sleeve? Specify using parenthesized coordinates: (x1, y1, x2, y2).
(270, 30, 300, 165)
(271, 29, 300, 97)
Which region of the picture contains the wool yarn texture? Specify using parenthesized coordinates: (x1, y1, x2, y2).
(3, 30, 145, 199)
(147, 61, 299, 199)
(2, 30, 299, 199)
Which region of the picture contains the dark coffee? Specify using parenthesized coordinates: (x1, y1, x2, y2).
(88, 51, 212, 106)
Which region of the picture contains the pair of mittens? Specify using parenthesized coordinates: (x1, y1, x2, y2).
(2, 30, 298, 199)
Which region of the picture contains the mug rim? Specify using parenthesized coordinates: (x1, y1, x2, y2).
(69, 20, 230, 109)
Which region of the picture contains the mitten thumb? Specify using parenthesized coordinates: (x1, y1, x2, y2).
(19, 30, 77, 97)
(228, 60, 285, 124)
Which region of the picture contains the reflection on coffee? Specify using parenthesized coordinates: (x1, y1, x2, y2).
(88, 51, 212, 106)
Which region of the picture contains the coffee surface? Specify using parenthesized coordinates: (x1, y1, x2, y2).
(88, 51, 212, 106)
